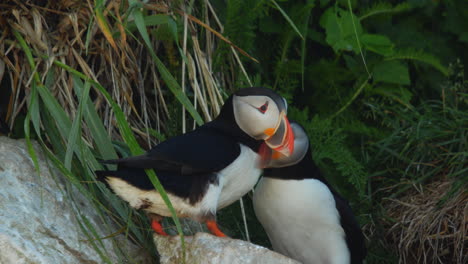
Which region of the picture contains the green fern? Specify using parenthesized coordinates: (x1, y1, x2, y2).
(385, 48, 449, 76)
(289, 108, 368, 197)
(359, 2, 412, 21)
(214, 0, 265, 62)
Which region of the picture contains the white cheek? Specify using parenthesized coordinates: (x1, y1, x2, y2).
(233, 102, 261, 138)
(236, 108, 268, 138)
(233, 96, 281, 138)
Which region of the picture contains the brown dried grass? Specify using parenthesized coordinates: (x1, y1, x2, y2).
(0, 0, 252, 146)
(382, 180, 467, 264)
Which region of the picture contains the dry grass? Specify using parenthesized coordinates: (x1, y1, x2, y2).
(382, 180, 467, 264)
(0, 0, 254, 145)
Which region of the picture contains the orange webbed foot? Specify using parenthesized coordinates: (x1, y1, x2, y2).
(206, 220, 227, 237)
(151, 219, 169, 236)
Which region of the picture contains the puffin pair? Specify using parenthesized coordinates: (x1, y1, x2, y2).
(254, 122, 367, 264)
(96, 87, 294, 237)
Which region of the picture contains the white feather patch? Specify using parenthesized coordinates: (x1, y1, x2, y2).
(253, 177, 350, 264)
(106, 144, 262, 221)
(217, 144, 262, 209)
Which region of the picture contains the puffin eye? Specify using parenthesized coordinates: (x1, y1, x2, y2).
(257, 101, 269, 114)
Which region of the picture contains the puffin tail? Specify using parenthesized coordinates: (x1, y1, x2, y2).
(95, 157, 123, 183)
(95, 170, 113, 183)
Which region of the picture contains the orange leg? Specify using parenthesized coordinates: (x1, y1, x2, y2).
(206, 220, 227, 237)
(151, 219, 168, 236)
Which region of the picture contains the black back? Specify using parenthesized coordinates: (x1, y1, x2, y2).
(263, 140, 367, 264)
(96, 95, 263, 204)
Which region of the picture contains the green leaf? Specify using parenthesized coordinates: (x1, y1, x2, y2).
(373, 60, 410, 85)
(320, 7, 363, 53)
(361, 34, 394, 56)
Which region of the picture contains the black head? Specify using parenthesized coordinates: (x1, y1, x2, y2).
(234, 87, 288, 114)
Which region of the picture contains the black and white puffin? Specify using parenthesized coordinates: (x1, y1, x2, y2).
(253, 122, 366, 264)
(96, 87, 294, 237)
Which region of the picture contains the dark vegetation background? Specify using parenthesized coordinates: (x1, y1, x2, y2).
(0, 0, 466, 263)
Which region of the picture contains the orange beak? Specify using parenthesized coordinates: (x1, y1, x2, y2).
(264, 114, 294, 157)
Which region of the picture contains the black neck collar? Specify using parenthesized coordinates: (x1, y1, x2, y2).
(263, 146, 329, 182)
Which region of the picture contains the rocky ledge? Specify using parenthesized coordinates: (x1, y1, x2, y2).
(154, 232, 300, 264)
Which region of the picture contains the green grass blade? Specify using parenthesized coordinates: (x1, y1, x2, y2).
(347, 0, 371, 78)
(36, 86, 71, 139)
(42, 141, 151, 262)
(24, 94, 41, 175)
(12, 30, 41, 84)
(13, 30, 42, 175)
(54, 59, 186, 260)
(132, 10, 192, 257)
(103, 82, 187, 261)
(270, 0, 304, 40)
(36, 80, 100, 168)
(65, 81, 91, 169)
(132, 7, 203, 126)
(85, 15, 95, 54)
(76, 213, 113, 264)
(72, 76, 118, 160)
(125, 14, 170, 33)
(42, 104, 67, 159)
(34, 70, 100, 170)
(330, 78, 370, 119)
(301, 10, 311, 91)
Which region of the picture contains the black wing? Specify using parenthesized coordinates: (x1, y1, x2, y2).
(334, 194, 367, 264)
(96, 124, 241, 203)
(102, 124, 241, 175)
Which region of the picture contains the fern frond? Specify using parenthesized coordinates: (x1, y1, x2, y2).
(359, 2, 412, 21)
(385, 48, 449, 76)
(289, 109, 368, 196)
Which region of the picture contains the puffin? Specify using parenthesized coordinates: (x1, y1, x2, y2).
(96, 87, 294, 237)
(253, 122, 366, 264)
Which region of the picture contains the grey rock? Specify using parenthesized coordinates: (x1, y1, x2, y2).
(154, 232, 301, 264)
(0, 137, 149, 264)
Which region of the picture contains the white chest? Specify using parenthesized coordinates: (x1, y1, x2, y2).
(253, 177, 350, 264)
(216, 144, 262, 209)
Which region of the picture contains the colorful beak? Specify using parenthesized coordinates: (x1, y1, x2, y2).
(264, 114, 294, 157)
